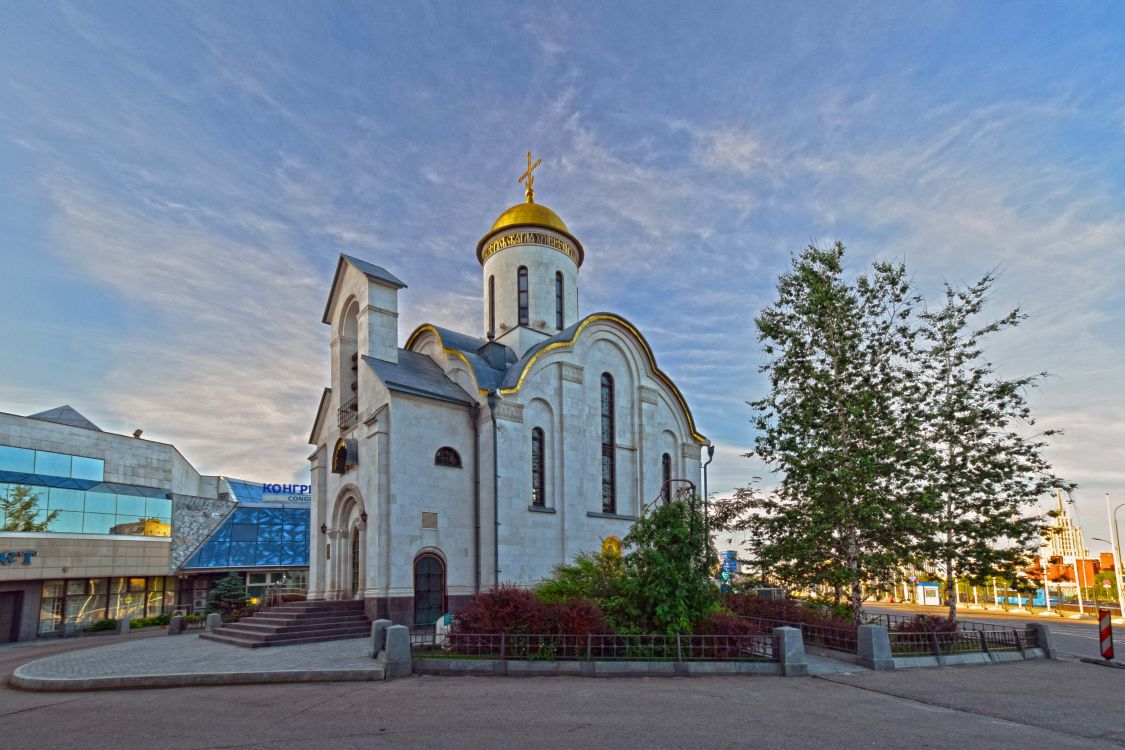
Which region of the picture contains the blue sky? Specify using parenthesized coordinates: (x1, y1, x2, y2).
(2, 3, 1123, 544)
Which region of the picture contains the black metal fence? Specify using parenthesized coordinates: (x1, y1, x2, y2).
(410, 632, 775, 662)
(887, 627, 1037, 657)
(737, 617, 857, 654)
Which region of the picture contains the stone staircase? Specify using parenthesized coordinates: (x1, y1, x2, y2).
(200, 600, 370, 648)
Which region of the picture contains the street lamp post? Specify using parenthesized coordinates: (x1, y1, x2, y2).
(702, 443, 715, 538)
(1105, 494, 1125, 624)
(1039, 550, 1058, 616)
(989, 577, 1004, 611)
(1070, 555, 1088, 619)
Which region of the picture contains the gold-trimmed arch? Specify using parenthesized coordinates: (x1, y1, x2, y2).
(503, 313, 706, 443)
(404, 324, 489, 395)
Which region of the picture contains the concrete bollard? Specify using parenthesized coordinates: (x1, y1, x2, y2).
(1026, 622, 1055, 659)
(379, 625, 412, 679)
(167, 615, 185, 635)
(205, 612, 223, 632)
(857, 624, 895, 671)
(115, 616, 131, 634)
(772, 626, 809, 677)
(368, 619, 393, 658)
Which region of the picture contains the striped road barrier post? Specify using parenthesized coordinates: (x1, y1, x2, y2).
(1099, 608, 1115, 661)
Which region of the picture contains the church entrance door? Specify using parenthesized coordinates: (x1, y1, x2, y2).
(350, 528, 360, 599)
(413, 554, 444, 628)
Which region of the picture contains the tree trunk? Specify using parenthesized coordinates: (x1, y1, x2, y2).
(946, 555, 958, 620)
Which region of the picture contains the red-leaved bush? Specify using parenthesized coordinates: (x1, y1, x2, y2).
(695, 612, 762, 636)
(893, 614, 958, 633)
(721, 593, 854, 630)
(452, 584, 606, 635)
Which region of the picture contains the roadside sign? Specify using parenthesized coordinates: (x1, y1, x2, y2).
(1099, 609, 1115, 661)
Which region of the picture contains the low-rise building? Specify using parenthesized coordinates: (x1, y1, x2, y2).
(0, 405, 308, 642)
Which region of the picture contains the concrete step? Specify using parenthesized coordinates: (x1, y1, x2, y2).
(200, 630, 370, 649)
(245, 614, 369, 627)
(268, 601, 366, 612)
(222, 620, 371, 636)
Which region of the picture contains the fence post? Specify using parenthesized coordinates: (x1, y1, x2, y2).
(500, 632, 507, 661)
(1025, 623, 1055, 659)
(585, 633, 592, 661)
(930, 631, 943, 662)
(676, 633, 682, 663)
(772, 626, 808, 677)
(979, 630, 991, 657)
(857, 624, 895, 671)
(368, 619, 392, 659)
(1013, 629, 1025, 656)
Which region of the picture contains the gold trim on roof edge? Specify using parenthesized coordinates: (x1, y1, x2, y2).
(404, 324, 490, 396)
(503, 314, 705, 443)
(405, 317, 706, 443)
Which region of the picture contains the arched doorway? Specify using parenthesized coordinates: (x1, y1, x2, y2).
(413, 554, 445, 628)
(350, 527, 361, 599)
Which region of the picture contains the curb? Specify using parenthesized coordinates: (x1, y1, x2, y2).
(10, 666, 385, 692)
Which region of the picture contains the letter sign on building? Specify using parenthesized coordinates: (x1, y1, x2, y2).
(0, 550, 37, 565)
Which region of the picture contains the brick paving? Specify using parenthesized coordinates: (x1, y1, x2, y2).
(15, 632, 377, 685)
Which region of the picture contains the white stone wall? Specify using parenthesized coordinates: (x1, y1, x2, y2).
(488, 319, 704, 585)
(482, 235, 579, 353)
(385, 396, 476, 600)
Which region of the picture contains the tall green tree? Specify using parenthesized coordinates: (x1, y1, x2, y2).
(916, 274, 1072, 618)
(621, 496, 718, 634)
(743, 243, 926, 621)
(1, 484, 57, 532)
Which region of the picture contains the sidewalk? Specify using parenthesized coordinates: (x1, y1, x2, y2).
(11, 633, 382, 690)
(818, 658, 1125, 745)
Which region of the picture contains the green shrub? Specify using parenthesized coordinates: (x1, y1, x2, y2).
(184, 614, 202, 623)
(88, 618, 117, 632)
(129, 616, 165, 629)
(207, 573, 248, 615)
(621, 497, 719, 634)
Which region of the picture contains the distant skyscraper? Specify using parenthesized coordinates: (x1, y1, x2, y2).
(1044, 490, 1087, 560)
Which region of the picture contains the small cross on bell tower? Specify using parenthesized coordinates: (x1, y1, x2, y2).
(518, 151, 542, 204)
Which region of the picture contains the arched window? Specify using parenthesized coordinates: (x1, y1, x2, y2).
(600, 373, 616, 513)
(555, 272, 564, 329)
(488, 274, 496, 335)
(531, 427, 546, 507)
(517, 266, 529, 326)
(434, 447, 462, 468)
(662, 453, 672, 502)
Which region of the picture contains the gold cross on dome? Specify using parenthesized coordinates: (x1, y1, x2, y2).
(518, 151, 542, 203)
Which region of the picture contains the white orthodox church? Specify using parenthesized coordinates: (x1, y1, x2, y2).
(307, 158, 708, 626)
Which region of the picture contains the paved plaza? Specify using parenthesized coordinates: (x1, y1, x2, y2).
(12, 633, 382, 689)
(1, 632, 1123, 748)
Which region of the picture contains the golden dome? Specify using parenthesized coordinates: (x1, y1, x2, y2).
(489, 202, 572, 236)
(476, 200, 584, 266)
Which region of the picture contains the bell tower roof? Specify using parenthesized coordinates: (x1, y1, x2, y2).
(475, 152, 584, 266)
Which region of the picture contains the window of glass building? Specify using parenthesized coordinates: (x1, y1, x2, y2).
(38, 576, 178, 634)
(0, 444, 104, 481)
(182, 506, 310, 570)
(0, 482, 170, 537)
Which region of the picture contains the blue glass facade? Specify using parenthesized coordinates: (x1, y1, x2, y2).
(0, 443, 171, 536)
(226, 479, 265, 502)
(182, 504, 309, 569)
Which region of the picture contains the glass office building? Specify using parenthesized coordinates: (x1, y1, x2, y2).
(0, 405, 310, 642)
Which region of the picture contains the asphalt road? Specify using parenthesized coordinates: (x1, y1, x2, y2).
(864, 603, 1125, 660)
(1, 633, 1123, 749)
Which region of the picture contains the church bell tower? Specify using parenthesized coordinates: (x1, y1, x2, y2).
(476, 152, 584, 357)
